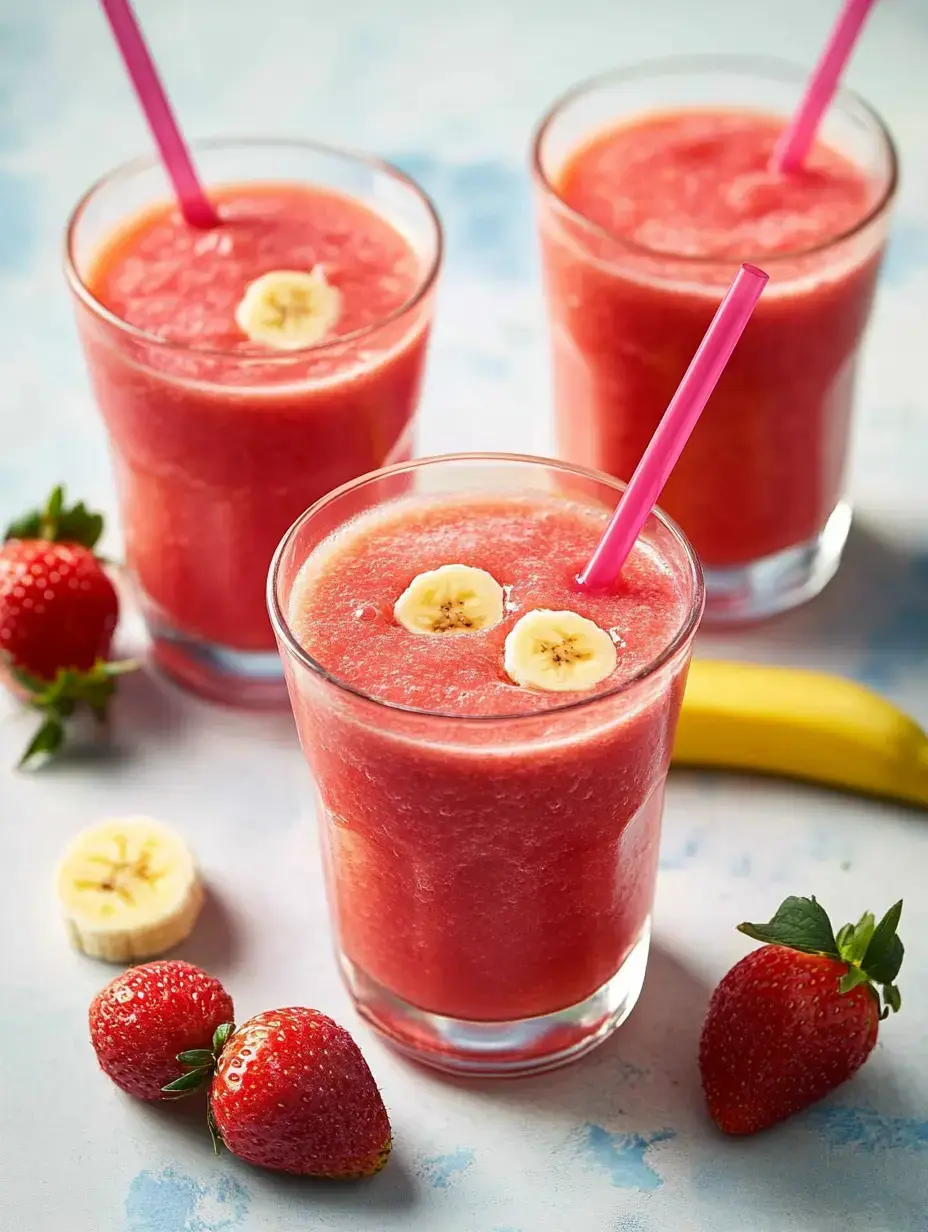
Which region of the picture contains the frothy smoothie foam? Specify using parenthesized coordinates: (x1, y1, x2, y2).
(559, 110, 873, 263)
(290, 493, 684, 714)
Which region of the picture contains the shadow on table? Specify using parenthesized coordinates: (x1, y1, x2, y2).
(131, 938, 927, 1229)
(25, 661, 193, 773)
(404, 942, 928, 1230)
(169, 883, 246, 978)
(678, 1069, 928, 1232)
(118, 660, 302, 744)
(699, 517, 928, 676)
(115, 662, 194, 737)
(34, 656, 304, 771)
(137, 1089, 420, 1214)
(245, 1146, 420, 1215)
(415, 942, 711, 1130)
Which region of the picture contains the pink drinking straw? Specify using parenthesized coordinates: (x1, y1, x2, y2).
(99, 0, 219, 228)
(578, 264, 769, 591)
(770, 0, 879, 175)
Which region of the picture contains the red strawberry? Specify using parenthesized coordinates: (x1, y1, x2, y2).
(0, 485, 136, 765)
(207, 1007, 392, 1177)
(700, 895, 904, 1135)
(89, 960, 234, 1102)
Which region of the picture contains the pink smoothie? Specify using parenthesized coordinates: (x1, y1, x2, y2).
(539, 108, 888, 568)
(286, 492, 694, 1022)
(76, 183, 432, 655)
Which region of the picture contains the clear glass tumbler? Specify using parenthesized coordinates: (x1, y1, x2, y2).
(66, 139, 442, 704)
(269, 453, 704, 1076)
(533, 57, 897, 623)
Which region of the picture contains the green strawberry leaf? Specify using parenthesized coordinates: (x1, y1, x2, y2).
(213, 1022, 235, 1053)
(837, 966, 871, 995)
(207, 1098, 224, 1157)
(882, 984, 902, 1017)
(177, 1049, 215, 1067)
(4, 485, 104, 549)
(162, 1066, 212, 1096)
(739, 895, 905, 1019)
(836, 912, 876, 966)
(15, 659, 140, 770)
(4, 500, 53, 542)
(54, 503, 104, 550)
(861, 901, 904, 983)
(18, 716, 64, 768)
(11, 665, 51, 696)
(46, 486, 64, 524)
(101, 659, 139, 678)
(737, 895, 840, 958)
(866, 935, 905, 987)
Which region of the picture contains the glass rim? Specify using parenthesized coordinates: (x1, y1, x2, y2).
(267, 451, 706, 723)
(531, 54, 899, 267)
(63, 135, 444, 361)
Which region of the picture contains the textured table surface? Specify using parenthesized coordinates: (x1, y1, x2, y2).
(2, 1, 928, 1229)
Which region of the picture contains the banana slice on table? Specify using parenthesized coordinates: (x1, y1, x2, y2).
(504, 609, 617, 692)
(234, 266, 341, 349)
(394, 564, 505, 635)
(55, 817, 204, 963)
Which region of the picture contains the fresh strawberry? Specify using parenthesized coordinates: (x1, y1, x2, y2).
(198, 1007, 392, 1177)
(700, 895, 904, 1135)
(89, 960, 234, 1102)
(0, 485, 136, 765)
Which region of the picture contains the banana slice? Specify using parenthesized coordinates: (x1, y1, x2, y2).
(55, 817, 204, 963)
(394, 564, 505, 635)
(234, 266, 341, 349)
(504, 609, 617, 692)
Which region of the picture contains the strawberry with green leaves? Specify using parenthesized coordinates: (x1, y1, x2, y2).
(90, 961, 235, 1102)
(0, 486, 136, 765)
(700, 895, 904, 1135)
(162, 1005, 392, 1177)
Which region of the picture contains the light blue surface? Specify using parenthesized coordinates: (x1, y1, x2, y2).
(1, 2, 927, 1229)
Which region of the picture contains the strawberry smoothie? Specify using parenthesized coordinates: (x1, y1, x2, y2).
(535, 63, 896, 621)
(271, 456, 703, 1074)
(67, 141, 441, 702)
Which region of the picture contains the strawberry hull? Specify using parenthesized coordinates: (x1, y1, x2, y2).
(89, 961, 234, 1103)
(700, 895, 904, 1134)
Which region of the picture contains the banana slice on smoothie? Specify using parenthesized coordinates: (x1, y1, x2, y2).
(55, 817, 204, 962)
(234, 266, 341, 349)
(394, 564, 505, 634)
(504, 609, 617, 692)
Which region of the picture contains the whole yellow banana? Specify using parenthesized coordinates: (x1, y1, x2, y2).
(673, 660, 928, 810)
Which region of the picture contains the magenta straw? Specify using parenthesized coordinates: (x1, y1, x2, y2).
(770, 0, 878, 175)
(99, 0, 219, 228)
(578, 264, 769, 592)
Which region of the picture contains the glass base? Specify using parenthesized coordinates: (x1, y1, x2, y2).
(702, 501, 851, 625)
(149, 624, 288, 708)
(340, 923, 651, 1077)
